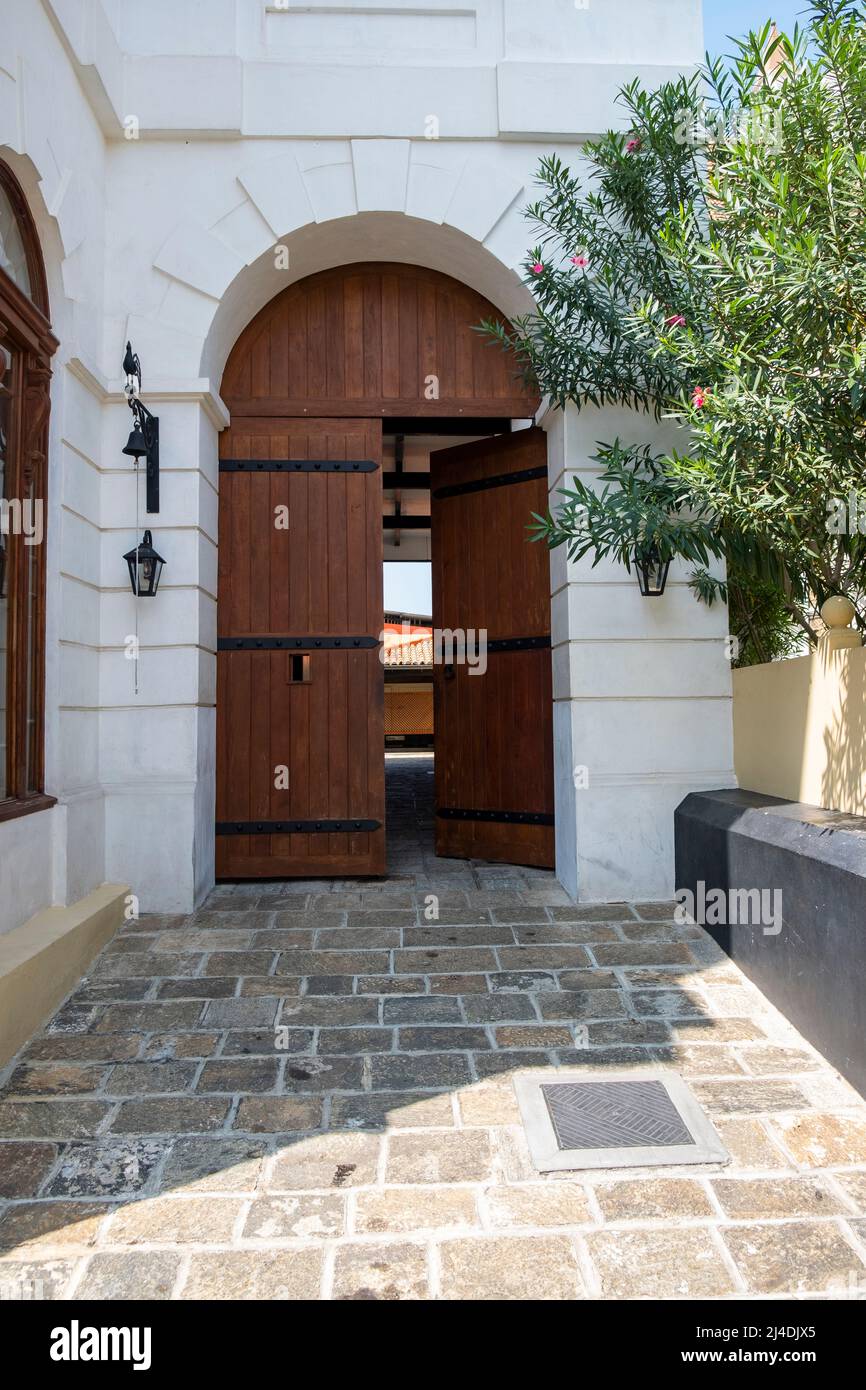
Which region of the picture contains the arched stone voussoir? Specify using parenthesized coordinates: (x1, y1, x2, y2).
(44, 171, 87, 261)
(350, 139, 411, 214)
(237, 151, 315, 240)
(0, 142, 68, 273)
(199, 210, 539, 385)
(406, 150, 464, 226)
(209, 197, 278, 272)
(154, 221, 246, 303)
(124, 311, 208, 384)
(296, 148, 357, 225)
(444, 160, 526, 244)
(483, 206, 536, 285)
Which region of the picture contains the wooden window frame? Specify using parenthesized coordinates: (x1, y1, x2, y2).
(0, 159, 57, 823)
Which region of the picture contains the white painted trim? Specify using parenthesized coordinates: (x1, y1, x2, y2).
(581, 770, 737, 788)
(66, 357, 230, 430)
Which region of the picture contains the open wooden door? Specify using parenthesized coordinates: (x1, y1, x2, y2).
(216, 418, 385, 877)
(431, 427, 554, 868)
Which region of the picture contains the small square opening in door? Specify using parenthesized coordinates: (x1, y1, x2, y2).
(286, 653, 311, 684)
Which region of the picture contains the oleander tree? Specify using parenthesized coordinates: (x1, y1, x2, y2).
(485, 0, 866, 663)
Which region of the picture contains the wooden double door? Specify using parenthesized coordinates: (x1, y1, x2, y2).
(215, 420, 554, 878)
(216, 418, 385, 877)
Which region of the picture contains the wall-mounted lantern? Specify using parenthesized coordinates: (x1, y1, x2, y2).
(123, 529, 166, 598)
(635, 545, 671, 597)
(122, 341, 159, 512)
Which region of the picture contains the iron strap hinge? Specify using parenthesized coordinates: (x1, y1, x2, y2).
(217, 635, 380, 651)
(437, 808, 554, 826)
(432, 464, 547, 500)
(216, 819, 382, 835)
(220, 459, 378, 473)
(485, 636, 551, 653)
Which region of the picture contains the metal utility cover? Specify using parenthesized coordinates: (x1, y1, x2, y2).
(514, 1069, 729, 1172)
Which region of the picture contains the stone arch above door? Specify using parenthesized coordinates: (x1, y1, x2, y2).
(220, 262, 540, 420)
(148, 140, 543, 387)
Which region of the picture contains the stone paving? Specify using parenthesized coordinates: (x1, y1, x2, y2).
(1, 755, 866, 1300)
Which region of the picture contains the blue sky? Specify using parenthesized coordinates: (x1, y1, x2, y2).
(384, 563, 432, 616)
(703, 1, 813, 54)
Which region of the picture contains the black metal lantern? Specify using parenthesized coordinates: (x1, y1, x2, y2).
(635, 545, 671, 597)
(124, 530, 165, 597)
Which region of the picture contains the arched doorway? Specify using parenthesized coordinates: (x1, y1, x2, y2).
(215, 262, 552, 879)
(0, 158, 57, 822)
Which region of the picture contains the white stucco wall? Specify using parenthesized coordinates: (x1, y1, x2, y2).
(0, 0, 110, 932)
(545, 405, 736, 902)
(0, 0, 727, 920)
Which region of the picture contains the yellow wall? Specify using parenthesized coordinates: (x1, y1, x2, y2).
(733, 646, 866, 815)
(385, 684, 434, 736)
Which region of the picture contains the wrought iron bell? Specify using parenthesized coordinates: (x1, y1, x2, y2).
(122, 422, 147, 460)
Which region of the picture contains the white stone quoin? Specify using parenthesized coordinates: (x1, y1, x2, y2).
(0, 0, 732, 923)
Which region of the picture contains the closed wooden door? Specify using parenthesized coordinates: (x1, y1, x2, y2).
(430, 428, 554, 868)
(216, 418, 385, 877)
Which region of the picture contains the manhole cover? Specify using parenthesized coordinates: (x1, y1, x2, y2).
(542, 1079, 694, 1150)
(514, 1069, 729, 1172)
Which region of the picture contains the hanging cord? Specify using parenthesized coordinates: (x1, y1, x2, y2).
(133, 455, 140, 697)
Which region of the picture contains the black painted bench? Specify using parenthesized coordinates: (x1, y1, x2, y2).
(675, 788, 866, 1096)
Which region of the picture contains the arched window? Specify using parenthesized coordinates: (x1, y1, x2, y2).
(0, 159, 57, 820)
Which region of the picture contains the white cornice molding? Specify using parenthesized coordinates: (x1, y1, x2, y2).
(66, 358, 230, 430)
(586, 770, 738, 788)
(65, 353, 110, 399)
(40, 0, 125, 136)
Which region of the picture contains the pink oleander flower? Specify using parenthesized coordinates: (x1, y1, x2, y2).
(530, 262, 544, 274)
(626, 137, 642, 153)
(665, 314, 686, 328)
(692, 386, 708, 409)
(571, 254, 588, 268)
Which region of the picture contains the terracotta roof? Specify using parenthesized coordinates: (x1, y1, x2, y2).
(382, 627, 434, 668)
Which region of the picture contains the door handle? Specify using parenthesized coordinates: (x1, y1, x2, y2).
(444, 663, 455, 681)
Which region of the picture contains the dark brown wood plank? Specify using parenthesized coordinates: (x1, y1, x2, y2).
(344, 274, 365, 402)
(222, 263, 540, 419)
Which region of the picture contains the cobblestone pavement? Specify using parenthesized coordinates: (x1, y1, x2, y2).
(1, 756, 866, 1300)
